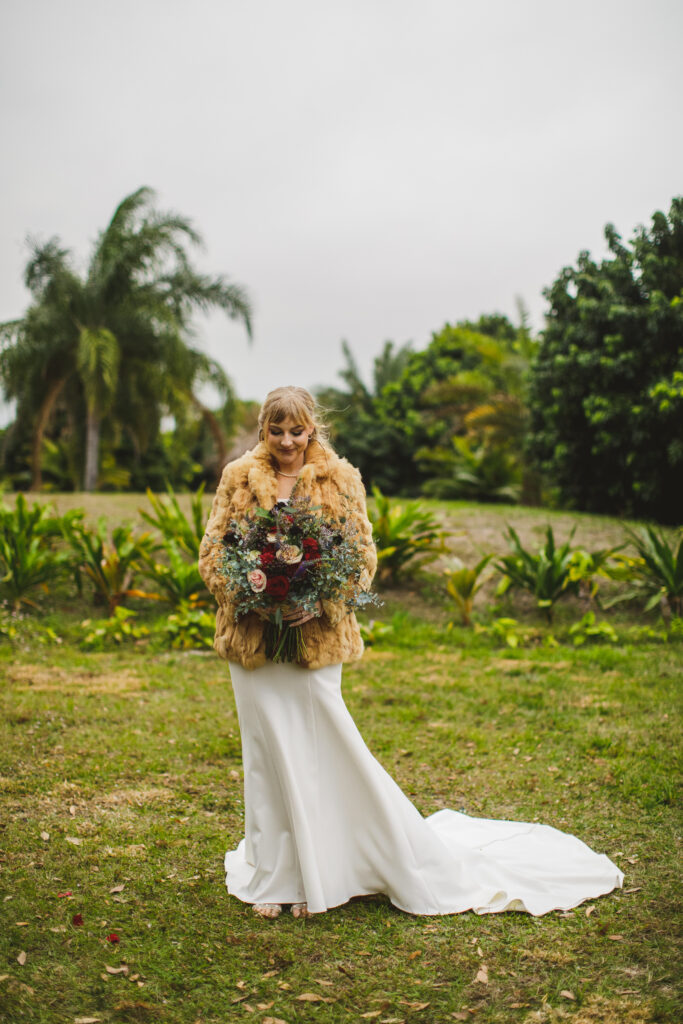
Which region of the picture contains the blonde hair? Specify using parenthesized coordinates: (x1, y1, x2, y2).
(258, 386, 330, 445)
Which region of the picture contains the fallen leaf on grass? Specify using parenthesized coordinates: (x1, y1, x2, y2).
(623, 887, 642, 894)
(408, 950, 422, 960)
(16, 922, 28, 927)
(109, 885, 125, 894)
(262, 1018, 288, 1024)
(452, 1014, 469, 1021)
(72, 914, 84, 926)
(608, 934, 624, 941)
(475, 964, 488, 984)
(57, 891, 73, 898)
(242, 1005, 254, 1013)
(105, 966, 129, 975)
(50, 926, 67, 933)
(585, 905, 595, 917)
(236, 980, 247, 990)
(399, 1001, 430, 1010)
(105, 933, 120, 944)
(41, 831, 50, 841)
(65, 837, 82, 845)
(74, 1018, 102, 1023)
(509, 1004, 529, 1009)
(313, 978, 334, 986)
(257, 1002, 274, 1010)
(261, 969, 279, 979)
(296, 992, 335, 1003)
(560, 990, 576, 1000)
(17, 951, 27, 965)
(360, 1013, 382, 1020)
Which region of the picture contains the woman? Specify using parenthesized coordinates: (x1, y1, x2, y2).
(198, 386, 623, 920)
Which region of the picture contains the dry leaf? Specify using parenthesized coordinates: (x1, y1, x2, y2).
(109, 885, 125, 894)
(400, 1002, 430, 1010)
(608, 934, 624, 941)
(560, 990, 576, 1000)
(509, 1004, 528, 1009)
(65, 837, 82, 845)
(41, 831, 50, 841)
(17, 951, 27, 966)
(50, 926, 67, 933)
(624, 887, 642, 894)
(236, 980, 247, 990)
(74, 1018, 102, 1023)
(262, 1018, 288, 1024)
(313, 978, 334, 986)
(296, 992, 333, 1003)
(585, 905, 595, 917)
(243, 1005, 254, 1013)
(475, 964, 489, 984)
(261, 969, 279, 979)
(452, 1014, 469, 1021)
(105, 965, 129, 975)
(16, 922, 28, 927)
(69, 805, 77, 816)
(278, 981, 291, 990)
(257, 1003, 274, 1010)
(408, 950, 422, 960)
(476, 946, 483, 957)
(360, 1013, 382, 1020)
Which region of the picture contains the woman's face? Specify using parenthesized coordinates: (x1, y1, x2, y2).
(264, 415, 314, 471)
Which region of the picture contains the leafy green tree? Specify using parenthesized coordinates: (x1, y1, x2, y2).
(0, 187, 252, 491)
(316, 339, 413, 491)
(528, 198, 683, 522)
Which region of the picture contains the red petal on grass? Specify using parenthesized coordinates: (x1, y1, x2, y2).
(106, 932, 120, 943)
(57, 891, 72, 898)
(72, 913, 84, 926)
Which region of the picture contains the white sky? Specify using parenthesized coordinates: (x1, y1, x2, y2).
(1, 0, 682, 422)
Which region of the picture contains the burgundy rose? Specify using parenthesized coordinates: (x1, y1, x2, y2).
(260, 550, 276, 567)
(265, 575, 290, 600)
(302, 537, 320, 560)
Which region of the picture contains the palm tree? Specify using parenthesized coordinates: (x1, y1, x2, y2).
(0, 187, 252, 491)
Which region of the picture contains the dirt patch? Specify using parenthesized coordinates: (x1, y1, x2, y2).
(8, 664, 144, 696)
(523, 993, 654, 1023)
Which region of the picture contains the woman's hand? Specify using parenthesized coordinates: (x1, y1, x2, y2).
(282, 600, 322, 627)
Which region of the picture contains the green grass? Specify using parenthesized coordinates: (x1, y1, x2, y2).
(1, 496, 682, 1023)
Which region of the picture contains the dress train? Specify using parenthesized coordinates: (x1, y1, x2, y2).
(225, 661, 623, 916)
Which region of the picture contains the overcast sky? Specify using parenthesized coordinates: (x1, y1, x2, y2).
(1, 0, 681, 421)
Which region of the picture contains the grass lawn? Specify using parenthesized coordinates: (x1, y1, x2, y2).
(1, 496, 681, 1023)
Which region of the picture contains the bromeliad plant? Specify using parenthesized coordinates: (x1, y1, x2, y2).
(604, 524, 683, 620)
(0, 494, 76, 610)
(62, 517, 158, 615)
(495, 525, 615, 623)
(139, 483, 208, 559)
(444, 554, 493, 627)
(137, 538, 209, 610)
(368, 487, 450, 585)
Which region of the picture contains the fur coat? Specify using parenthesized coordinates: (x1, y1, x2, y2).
(198, 439, 378, 670)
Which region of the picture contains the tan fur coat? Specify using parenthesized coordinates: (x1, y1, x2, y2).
(198, 439, 378, 670)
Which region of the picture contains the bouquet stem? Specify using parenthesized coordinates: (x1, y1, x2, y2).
(265, 621, 309, 663)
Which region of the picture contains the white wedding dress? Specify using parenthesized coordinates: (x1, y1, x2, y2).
(225, 660, 623, 916)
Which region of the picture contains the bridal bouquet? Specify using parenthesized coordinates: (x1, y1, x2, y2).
(216, 493, 379, 662)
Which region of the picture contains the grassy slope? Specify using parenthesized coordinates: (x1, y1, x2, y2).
(1, 496, 681, 1024)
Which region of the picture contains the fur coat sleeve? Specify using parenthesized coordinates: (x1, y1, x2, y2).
(198, 439, 377, 670)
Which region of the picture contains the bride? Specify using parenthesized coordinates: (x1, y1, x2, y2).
(198, 386, 623, 920)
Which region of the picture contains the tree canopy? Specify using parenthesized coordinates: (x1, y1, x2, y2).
(528, 197, 683, 523)
(0, 187, 252, 491)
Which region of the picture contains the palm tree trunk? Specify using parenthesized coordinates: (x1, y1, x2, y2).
(30, 377, 67, 491)
(83, 408, 100, 491)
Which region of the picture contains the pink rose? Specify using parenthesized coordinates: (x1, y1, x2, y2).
(247, 569, 267, 593)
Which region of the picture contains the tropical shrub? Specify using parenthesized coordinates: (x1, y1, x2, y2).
(604, 525, 683, 619)
(368, 487, 450, 584)
(444, 555, 493, 626)
(139, 483, 207, 559)
(63, 517, 157, 614)
(137, 538, 209, 609)
(80, 606, 150, 649)
(495, 525, 608, 622)
(161, 602, 215, 650)
(569, 611, 618, 646)
(0, 494, 72, 610)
